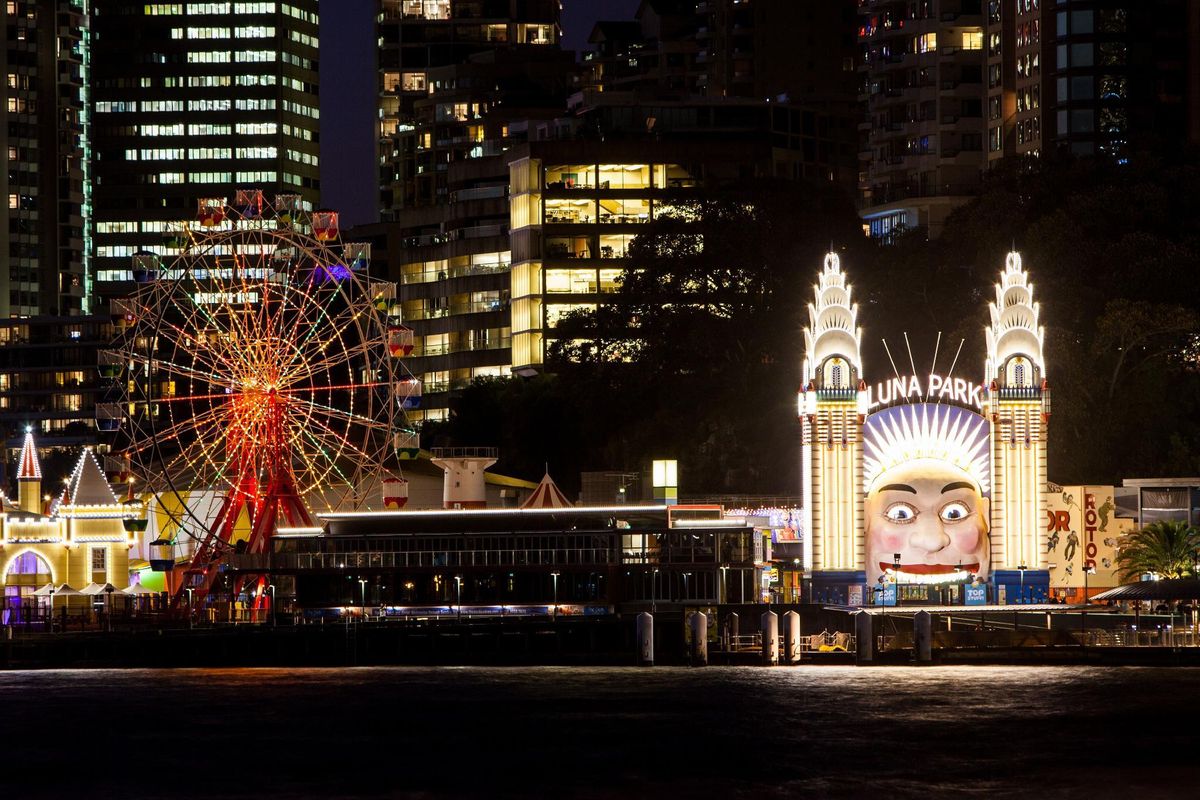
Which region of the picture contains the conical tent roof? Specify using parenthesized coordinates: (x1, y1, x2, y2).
(520, 472, 574, 509)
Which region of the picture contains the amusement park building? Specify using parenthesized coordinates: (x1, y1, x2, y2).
(229, 504, 759, 613)
(0, 431, 136, 618)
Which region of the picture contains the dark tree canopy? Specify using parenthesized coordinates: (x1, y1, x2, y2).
(429, 157, 1200, 494)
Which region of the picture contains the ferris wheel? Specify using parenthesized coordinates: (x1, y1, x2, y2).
(102, 192, 419, 606)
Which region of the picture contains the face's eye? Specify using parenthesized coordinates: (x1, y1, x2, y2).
(940, 501, 971, 522)
(884, 502, 918, 523)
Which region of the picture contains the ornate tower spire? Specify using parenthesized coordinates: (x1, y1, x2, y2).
(800, 251, 867, 591)
(16, 427, 42, 514)
(984, 251, 1050, 583)
(985, 251, 1046, 386)
(803, 251, 863, 389)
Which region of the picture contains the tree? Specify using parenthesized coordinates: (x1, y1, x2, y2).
(1114, 521, 1200, 584)
(546, 179, 864, 494)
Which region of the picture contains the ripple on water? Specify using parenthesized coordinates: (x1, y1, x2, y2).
(1, 665, 1197, 799)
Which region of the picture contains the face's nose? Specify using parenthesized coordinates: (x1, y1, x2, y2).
(908, 519, 951, 556)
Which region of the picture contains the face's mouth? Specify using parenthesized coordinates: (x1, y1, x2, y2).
(881, 562, 979, 576)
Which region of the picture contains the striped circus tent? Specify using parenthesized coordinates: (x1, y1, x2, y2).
(520, 472, 573, 509)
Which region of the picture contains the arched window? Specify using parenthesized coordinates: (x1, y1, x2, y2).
(832, 363, 843, 388)
(1014, 362, 1025, 386)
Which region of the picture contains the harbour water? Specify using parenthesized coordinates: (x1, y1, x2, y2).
(4, 665, 1197, 798)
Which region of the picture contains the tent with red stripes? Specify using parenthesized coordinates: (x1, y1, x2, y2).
(520, 472, 574, 509)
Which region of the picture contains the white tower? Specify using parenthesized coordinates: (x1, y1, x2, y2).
(799, 252, 868, 585)
(984, 251, 1050, 574)
(431, 448, 498, 509)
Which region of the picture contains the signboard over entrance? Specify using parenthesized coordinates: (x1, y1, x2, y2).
(866, 374, 986, 412)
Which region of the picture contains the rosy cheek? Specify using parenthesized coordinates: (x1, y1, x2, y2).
(873, 529, 907, 551)
(951, 526, 981, 553)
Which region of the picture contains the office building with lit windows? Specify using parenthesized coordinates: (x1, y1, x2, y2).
(89, 1, 320, 299)
(377, 0, 562, 213)
(1, 1, 90, 317)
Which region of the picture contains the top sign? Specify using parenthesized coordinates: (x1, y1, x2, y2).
(866, 374, 984, 412)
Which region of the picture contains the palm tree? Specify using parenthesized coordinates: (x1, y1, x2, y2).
(1114, 520, 1200, 583)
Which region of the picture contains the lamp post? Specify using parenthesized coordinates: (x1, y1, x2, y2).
(1016, 563, 1028, 631)
(551, 572, 560, 618)
(682, 572, 691, 603)
(48, 586, 55, 633)
(652, 568, 659, 612)
(454, 575, 462, 620)
(185, 587, 194, 630)
(267, 583, 276, 628)
(719, 565, 728, 605)
(1081, 565, 1094, 640)
(892, 553, 902, 608)
(357, 578, 367, 621)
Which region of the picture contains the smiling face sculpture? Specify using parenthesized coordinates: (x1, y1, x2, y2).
(865, 459, 990, 582)
(862, 405, 992, 584)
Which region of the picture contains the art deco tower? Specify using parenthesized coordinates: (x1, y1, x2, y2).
(984, 251, 1050, 577)
(799, 252, 867, 589)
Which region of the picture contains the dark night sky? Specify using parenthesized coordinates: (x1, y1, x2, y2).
(320, 0, 643, 228)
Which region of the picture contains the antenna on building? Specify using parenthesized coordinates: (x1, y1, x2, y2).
(880, 338, 903, 383)
(903, 332, 921, 399)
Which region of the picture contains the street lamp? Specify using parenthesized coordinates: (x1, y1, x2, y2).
(551, 572, 560, 618)
(1081, 565, 1095, 640)
(267, 583, 276, 628)
(719, 565, 728, 605)
(185, 587, 194, 630)
(1017, 563, 1028, 604)
(652, 568, 659, 612)
(454, 575, 462, 620)
(682, 572, 692, 603)
(892, 553, 902, 608)
(357, 578, 367, 621)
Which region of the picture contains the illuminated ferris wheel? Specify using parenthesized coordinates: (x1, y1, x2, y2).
(102, 192, 420, 606)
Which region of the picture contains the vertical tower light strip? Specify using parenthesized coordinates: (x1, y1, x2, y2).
(984, 252, 1050, 573)
(800, 252, 867, 579)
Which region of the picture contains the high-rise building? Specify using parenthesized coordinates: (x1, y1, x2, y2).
(89, 1, 320, 297)
(1046, 0, 1199, 159)
(857, 1, 988, 239)
(1, 1, 90, 317)
(860, 0, 1200, 239)
(365, 0, 860, 421)
(377, 0, 563, 213)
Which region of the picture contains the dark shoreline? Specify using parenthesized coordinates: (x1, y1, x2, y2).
(5, 617, 1199, 670)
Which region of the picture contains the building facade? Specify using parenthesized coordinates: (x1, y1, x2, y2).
(1, 1, 90, 317)
(377, 0, 562, 213)
(89, 1, 320, 299)
(1, 431, 137, 621)
(859, 0, 1200, 238)
(800, 250, 1051, 605)
(0, 314, 113, 460)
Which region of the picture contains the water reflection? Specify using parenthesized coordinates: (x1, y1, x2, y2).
(1, 666, 1197, 798)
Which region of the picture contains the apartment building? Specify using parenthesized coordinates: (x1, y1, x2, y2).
(378, 0, 562, 212)
(860, 0, 1200, 239)
(1, 1, 89, 317)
